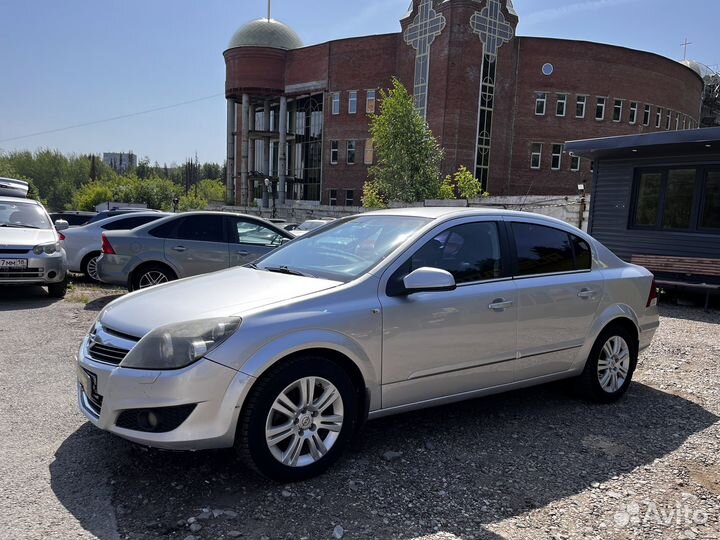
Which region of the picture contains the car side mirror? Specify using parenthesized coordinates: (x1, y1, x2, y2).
(402, 267, 456, 295)
(54, 220, 69, 231)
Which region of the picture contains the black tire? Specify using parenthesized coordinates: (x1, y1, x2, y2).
(47, 279, 68, 299)
(575, 324, 638, 403)
(81, 251, 102, 282)
(129, 263, 176, 292)
(236, 355, 358, 482)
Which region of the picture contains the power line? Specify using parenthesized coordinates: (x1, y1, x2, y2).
(0, 93, 225, 143)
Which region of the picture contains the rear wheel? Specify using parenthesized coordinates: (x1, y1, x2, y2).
(575, 325, 638, 403)
(47, 279, 68, 299)
(130, 264, 176, 291)
(236, 355, 358, 482)
(81, 251, 102, 282)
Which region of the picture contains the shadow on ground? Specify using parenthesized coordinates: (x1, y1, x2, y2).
(0, 285, 61, 310)
(84, 294, 124, 312)
(50, 382, 718, 540)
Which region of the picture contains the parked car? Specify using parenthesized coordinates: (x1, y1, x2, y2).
(77, 208, 659, 481)
(0, 177, 30, 198)
(61, 212, 170, 281)
(0, 195, 69, 297)
(290, 218, 335, 237)
(96, 211, 294, 291)
(85, 208, 159, 225)
(49, 211, 97, 227)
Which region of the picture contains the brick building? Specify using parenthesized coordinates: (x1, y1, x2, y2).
(224, 0, 704, 205)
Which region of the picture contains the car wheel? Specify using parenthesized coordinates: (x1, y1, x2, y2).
(82, 252, 102, 282)
(576, 325, 638, 403)
(130, 264, 175, 291)
(237, 355, 358, 482)
(47, 279, 68, 299)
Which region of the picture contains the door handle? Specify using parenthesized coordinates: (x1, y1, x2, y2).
(172, 246, 187, 252)
(488, 299, 513, 311)
(236, 250, 250, 256)
(578, 288, 596, 299)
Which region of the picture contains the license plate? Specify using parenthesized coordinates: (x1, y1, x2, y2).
(0, 259, 27, 268)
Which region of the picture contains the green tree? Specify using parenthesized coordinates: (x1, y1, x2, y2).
(438, 176, 456, 199)
(361, 181, 387, 209)
(441, 165, 488, 199)
(368, 78, 444, 203)
(178, 193, 208, 211)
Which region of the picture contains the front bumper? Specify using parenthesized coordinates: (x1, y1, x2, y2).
(76, 337, 255, 450)
(0, 252, 67, 285)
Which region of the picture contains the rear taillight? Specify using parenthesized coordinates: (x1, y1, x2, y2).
(647, 278, 658, 307)
(58, 232, 65, 241)
(101, 234, 116, 255)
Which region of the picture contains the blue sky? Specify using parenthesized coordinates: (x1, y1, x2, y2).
(0, 0, 717, 165)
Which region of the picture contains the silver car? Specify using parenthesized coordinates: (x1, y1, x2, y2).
(0, 196, 69, 297)
(77, 208, 659, 481)
(61, 212, 169, 281)
(96, 211, 293, 291)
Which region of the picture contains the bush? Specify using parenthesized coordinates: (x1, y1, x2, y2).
(361, 181, 387, 209)
(178, 193, 208, 212)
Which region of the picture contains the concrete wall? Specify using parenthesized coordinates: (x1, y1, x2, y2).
(213, 194, 590, 231)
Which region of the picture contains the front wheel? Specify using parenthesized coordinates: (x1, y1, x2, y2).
(575, 325, 638, 403)
(47, 279, 68, 299)
(236, 356, 358, 482)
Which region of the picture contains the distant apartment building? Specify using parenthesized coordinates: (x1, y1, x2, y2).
(102, 152, 137, 174)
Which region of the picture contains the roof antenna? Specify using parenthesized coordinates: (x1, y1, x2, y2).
(267, 0, 271, 21)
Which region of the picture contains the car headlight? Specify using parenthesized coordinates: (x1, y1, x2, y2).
(119, 317, 242, 370)
(33, 241, 61, 255)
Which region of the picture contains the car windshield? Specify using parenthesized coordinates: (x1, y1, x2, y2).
(296, 221, 328, 231)
(0, 201, 51, 229)
(256, 215, 430, 281)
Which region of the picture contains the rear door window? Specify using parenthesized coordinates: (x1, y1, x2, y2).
(175, 215, 226, 243)
(512, 223, 577, 276)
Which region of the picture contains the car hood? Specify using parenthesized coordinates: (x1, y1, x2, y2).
(100, 266, 343, 337)
(0, 228, 56, 248)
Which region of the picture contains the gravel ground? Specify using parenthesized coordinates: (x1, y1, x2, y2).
(0, 285, 718, 540)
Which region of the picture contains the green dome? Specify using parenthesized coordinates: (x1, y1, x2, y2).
(227, 18, 303, 51)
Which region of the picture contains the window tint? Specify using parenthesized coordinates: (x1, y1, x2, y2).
(149, 219, 177, 239)
(662, 169, 695, 229)
(410, 222, 503, 284)
(101, 215, 161, 230)
(702, 171, 720, 229)
(634, 172, 662, 226)
(512, 223, 575, 276)
(232, 219, 284, 246)
(175, 215, 226, 243)
(573, 235, 592, 270)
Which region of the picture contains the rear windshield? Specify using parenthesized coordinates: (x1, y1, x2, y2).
(0, 201, 51, 230)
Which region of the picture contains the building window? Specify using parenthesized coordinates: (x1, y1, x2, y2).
(364, 138, 374, 165)
(331, 92, 340, 115)
(576, 96, 587, 118)
(571, 155, 581, 172)
(347, 140, 356, 164)
(682, 116, 687, 130)
(556, 94, 567, 117)
(330, 141, 339, 165)
(702, 170, 720, 229)
(643, 104, 651, 126)
(366, 90, 376, 113)
(345, 190, 355, 206)
(530, 143, 543, 169)
(613, 99, 623, 122)
(551, 144, 563, 170)
(665, 110, 672, 130)
(629, 102, 638, 124)
(595, 97, 606, 120)
(535, 92, 547, 115)
(675, 113, 680, 130)
(656, 107, 663, 128)
(348, 91, 358, 115)
(329, 189, 337, 206)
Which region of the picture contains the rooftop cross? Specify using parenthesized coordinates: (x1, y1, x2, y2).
(681, 38, 692, 61)
(470, 0, 514, 60)
(403, 0, 446, 119)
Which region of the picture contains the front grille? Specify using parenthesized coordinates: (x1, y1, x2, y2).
(0, 249, 30, 255)
(0, 267, 43, 278)
(88, 342, 128, 365)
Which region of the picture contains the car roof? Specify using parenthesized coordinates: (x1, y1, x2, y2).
(125, 211, 294, 236)
(0, 196, 42, 206)
(87, 211, 171, 227)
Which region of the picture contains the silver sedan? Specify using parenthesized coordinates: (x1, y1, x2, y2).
(77, 208, 659, 481)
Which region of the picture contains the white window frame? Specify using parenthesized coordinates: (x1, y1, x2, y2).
(331, 92, 340, 115)
(629, 102, 638, 124)
(329, 189, 337, 206)
(345, 190, 355, 207)
(330, 140, 339, 165)
(595, 97, 606, 121)
(348, 90, 358, 115)
(665, 110, 672, 130)
(535, 92, 547, 116)
(576, 95, 587, 118)
(346, 140, 356, 165)
(366, 89, 376, 114)
(551, 143, 563, 171)
(530, 143, 543, 169)
(613, 99, 623, 122)
(556, 94, 567, 117)
(656, 107, 663, 128)
(675, 113, 680, 130)
(643, 104, 651, 126)
(571, 155, 581, 172)
(682, 116, 687, 130)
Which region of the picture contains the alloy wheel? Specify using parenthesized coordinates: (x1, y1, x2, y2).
(265, 376, 344, 468)
(138, 270, 169, 289)
(597, 335, 630, 393)
(86, 256, 100, 281)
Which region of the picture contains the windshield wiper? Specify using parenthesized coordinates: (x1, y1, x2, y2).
(246, 262, 259, 269)
(0, 223, 40, 229)
(264, 265, 314, 278)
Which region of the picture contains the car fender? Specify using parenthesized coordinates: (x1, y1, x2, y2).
(212, 329, 381, 412)
(570, 303, 640, 371)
